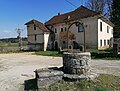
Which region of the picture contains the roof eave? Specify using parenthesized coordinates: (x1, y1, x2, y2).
(97, 15, 114, 27)
(45, 14, 100, 25)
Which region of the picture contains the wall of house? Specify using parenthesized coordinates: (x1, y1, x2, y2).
(52, 16, 98, 49)
(27, 24, 44, 50)
(27, 44, 44, 50)
(98, 19, 113, 49)
(70, 16, 98, 49)
(52, 23, 66, 48)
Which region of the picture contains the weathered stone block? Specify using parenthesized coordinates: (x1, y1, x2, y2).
(35, 68, 64, 88)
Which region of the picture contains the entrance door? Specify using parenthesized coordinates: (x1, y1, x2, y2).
(55, 41, 58, 51)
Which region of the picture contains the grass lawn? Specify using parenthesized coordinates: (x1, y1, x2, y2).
(35, 51, 62, 57)
(35, 51, 120, 60)
(31, 74, 120, 91)
(92, 57, 120, 60)
(0, 40, 27, 53)
(40, 74, 120, 91)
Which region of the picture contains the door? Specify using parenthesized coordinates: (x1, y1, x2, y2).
(54, 41, 58, 51)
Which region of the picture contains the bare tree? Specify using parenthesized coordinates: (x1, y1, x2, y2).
(87, 0, 105, 14)
(86, 0, 113, 18)
(105, 0, 113, 18)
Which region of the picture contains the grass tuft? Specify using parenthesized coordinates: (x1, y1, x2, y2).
(35, 51, 62, 57)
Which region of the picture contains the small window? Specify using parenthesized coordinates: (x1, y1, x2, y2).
(55, 28, 57, 33)
(35, 35, 37, 41)
(104, 40, 106, 46)
(107, 26, 109, 33)
(78, 24, 84, 32)
(69, 46, 72, 49)
(107, 40, 110, 45)
(65, 27, 67, 31)
(63, 41, 66, 44)
(100, 40, 102, 46)
(34, 25, 36, 30)
(100, 22, 102, 32)
(61, 28, 63, 32)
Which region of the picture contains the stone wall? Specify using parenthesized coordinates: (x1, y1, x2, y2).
(63, 52, 91, 75)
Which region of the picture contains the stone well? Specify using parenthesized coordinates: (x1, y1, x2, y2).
(63, 52, 91, 75)
(35, 52, 97, 88)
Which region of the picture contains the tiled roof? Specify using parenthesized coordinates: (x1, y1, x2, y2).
(45, 6, 100, 25)
(25, 19, 50, 32)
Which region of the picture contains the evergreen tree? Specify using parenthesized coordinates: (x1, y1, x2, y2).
(111, 0, 120, 38)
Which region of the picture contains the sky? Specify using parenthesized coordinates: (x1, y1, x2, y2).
(0, 0, 86, 39)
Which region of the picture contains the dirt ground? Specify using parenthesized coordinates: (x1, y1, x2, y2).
(0, 53, 120, 91)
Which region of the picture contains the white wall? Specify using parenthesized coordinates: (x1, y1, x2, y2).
(44, 32, 50, 51)
(98, 19, 113, 49)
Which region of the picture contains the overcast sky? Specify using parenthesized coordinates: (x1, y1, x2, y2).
(0, 0, 86, 39)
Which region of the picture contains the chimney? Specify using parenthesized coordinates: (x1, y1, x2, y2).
(67, 16, 70, 19)
(58, 13, 60, 15)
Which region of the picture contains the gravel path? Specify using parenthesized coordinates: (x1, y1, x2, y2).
(91, 59, 120, 76)
(0, 53, 120, 91)
(0, 53, 62, 91)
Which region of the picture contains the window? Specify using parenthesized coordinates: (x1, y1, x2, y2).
(34, 25, 36, 30)
(100, 40, 102, 46)
(100, 22, 102, 32)
(104, 40, 106, 46)
(63, 41, 66, 44)
(55, 28, 57, 33)
(35, 35, 37, 41)
(78, 24, 84, 32)
(61, 28, 63, 32)
(107, 40, 110, 45)
(107, 26, 109, 33)
(69, 46, 72, 49)
(65, 27, 67, 31)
